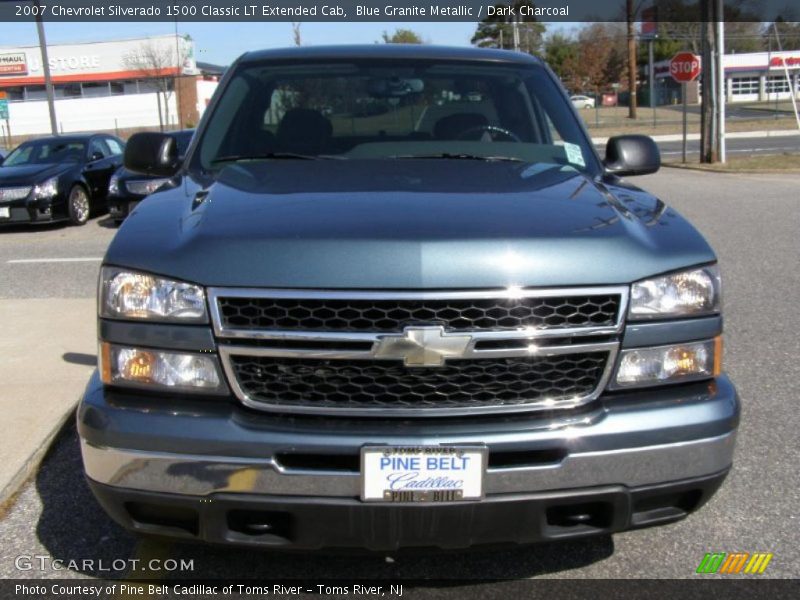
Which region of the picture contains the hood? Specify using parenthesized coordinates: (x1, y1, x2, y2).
(0, 162, 71, 186)
(106, 160, 715, 289)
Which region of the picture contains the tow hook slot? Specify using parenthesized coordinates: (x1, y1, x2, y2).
(226, 510, 294, 544)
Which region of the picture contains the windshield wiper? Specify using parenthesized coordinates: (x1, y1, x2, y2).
(211, 152, 341, 164)
(390, 153, 525, 162)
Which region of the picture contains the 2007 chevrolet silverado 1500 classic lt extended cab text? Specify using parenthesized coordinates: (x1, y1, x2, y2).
(78, 45, 739, 551)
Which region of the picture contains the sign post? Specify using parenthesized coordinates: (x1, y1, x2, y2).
(669, 52, 702, 163)
(0, 91, 9, 148)
(681, 84, 688, 162)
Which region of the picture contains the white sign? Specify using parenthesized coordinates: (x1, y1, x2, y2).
(0, 52, 27, 76)
(361, 446, 486, 502)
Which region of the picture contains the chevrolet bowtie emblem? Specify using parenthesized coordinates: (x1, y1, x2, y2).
(373, 326, 473, 367)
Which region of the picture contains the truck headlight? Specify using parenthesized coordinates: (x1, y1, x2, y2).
(100, 343, 224, 393)
(629, 265, 720, 319)
(612, 338, 721, 388)
(33, 176, 59, 199)
(100, 267, 207, 322)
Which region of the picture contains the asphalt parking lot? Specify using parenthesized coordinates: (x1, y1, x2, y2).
(0, 168, 798, 583)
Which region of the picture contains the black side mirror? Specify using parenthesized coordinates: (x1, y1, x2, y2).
(124, 132, 180, 177)
(604, 135, 660, 177)
(90, 151, 104, 162)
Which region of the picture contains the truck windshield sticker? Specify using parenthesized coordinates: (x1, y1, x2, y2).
(564, 142, 586, 168)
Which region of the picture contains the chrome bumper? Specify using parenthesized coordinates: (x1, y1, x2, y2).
(78, 368, 739, 499)
(82, 431, 736, 498)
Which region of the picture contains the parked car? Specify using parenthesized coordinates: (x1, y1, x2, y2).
(570, 94, 596, 109)
(79, 45, 738, 551)
(0, 134, 124, 226)
(107, 129, 194, 224)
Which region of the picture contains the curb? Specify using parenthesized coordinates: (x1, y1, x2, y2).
(592, 129, 800, 145)
(663, 162, 800, 175)
(0, 402, 77, 514)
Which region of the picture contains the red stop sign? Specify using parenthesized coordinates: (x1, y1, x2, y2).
(670, 52, 702, 83)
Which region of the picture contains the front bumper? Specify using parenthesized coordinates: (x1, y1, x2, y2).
(107, 195, 142, 220)
(78, 372, 739, 549)
(0, 201, 63, 225)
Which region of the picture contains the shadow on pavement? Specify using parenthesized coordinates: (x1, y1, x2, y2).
(36, 423, 614, 580)
(62, 352, 97, 367)
(97, 216, 120, 229)
(35, 419, 137, 578)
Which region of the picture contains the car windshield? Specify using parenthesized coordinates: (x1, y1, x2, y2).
(195, 59, 596, 174)
(3, 139, 85, 166)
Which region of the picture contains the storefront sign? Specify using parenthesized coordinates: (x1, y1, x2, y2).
(0, 52, 28, 76)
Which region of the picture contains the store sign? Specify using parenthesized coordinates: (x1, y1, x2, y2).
(27, 54, 101, 72)
(769, 56, 800, 68)
(0, 52, 28, 76)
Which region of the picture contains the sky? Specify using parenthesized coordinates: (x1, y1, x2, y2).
(0, 21, 571, 66)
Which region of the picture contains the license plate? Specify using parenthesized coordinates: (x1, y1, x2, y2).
(0, 207, 9, 218)
(361, 446, 487, 503)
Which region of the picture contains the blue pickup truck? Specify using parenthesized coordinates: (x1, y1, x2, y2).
(78, 45, 738, 551)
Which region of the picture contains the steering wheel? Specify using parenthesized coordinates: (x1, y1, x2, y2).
(456, 125, 522, 143)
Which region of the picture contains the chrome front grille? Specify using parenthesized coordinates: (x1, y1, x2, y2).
(226, 353, 609, 411)
(216, 294, 621, 332)
(209, 287, 628, 417)
(0, 186, 32, 202)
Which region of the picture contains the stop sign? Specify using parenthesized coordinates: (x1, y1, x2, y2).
(670, 52, 702, 83)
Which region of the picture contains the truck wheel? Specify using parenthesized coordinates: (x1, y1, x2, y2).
(67, 185, 91, 226)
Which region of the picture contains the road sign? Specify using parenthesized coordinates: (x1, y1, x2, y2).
(670, 52, 702, 83)
(0, 99, 8, 121)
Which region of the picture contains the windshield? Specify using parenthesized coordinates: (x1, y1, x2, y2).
(195, 59, 596, 174)
(4, 139, 85, 167)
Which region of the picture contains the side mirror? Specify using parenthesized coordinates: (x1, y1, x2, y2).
(90, 151, 104, 162)
(124, 132, 180, 177)
(603, 135, 660, 177)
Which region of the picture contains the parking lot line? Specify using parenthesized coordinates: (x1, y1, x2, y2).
(6, 257, 103, 264)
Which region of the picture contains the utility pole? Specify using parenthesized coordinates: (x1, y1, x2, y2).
(717, 0, 726, 163)
(512, 19, 520, 51)
(627, 0, 638, 119)
(700, 0, 718, 163)
(174, 20, 182, 129)
(34, 0, 57, 135)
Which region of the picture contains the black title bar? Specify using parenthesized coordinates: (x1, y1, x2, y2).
(0, 0, 793, 22)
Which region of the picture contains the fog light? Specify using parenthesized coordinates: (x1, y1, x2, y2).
(613, 338, 719, 388)
(100, 343, 224, 393)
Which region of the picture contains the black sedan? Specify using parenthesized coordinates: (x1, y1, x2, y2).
(0, 134, 124, 226)
(108, 129, 194, 224)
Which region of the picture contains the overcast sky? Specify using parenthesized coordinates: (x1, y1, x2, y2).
(0, 21, 573, 66)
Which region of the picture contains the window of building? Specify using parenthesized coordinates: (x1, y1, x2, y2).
(3, 86, 23, 101)
(82, 82, 111, 97)
(730, 77, 760, 95)
(62, 83, 82, 98)
(766, 75, 791, 94)
(24, 85, 47, 100)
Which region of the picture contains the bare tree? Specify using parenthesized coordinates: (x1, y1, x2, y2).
(123, 41, 184, 132)
(291, 22, 302, 46)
